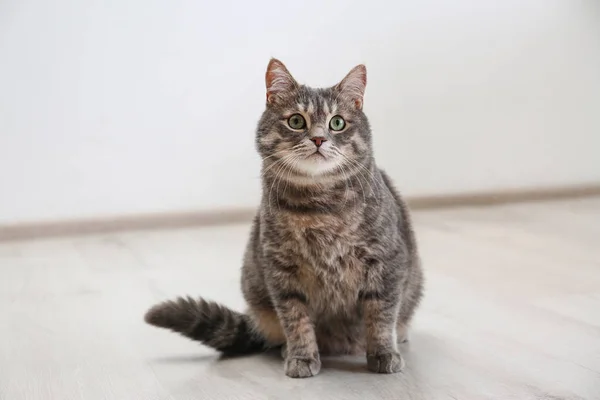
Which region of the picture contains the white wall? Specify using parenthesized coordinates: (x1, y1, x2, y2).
(1, 0, 599, 225)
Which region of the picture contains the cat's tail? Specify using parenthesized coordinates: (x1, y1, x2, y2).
(144, 296, 267, 355)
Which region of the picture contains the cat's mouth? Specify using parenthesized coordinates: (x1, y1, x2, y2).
(308, 151, 327, 160)
(293, 151, 340, 176)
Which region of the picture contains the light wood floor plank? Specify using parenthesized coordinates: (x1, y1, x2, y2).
(1, 200, 599, 399)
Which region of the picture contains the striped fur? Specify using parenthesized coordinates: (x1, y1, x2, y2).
(144, 59, 424, 378)
(144, 297, 265, 355)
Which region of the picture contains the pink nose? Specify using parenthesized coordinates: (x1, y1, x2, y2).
(311, 137, 327, 147)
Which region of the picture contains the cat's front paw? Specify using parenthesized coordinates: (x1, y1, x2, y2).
(284, 355, 321, 378)
(366, 351, 405, 374)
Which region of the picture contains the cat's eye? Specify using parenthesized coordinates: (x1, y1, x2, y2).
(288, 114, 306, 130)
(329, 115, 346, 131)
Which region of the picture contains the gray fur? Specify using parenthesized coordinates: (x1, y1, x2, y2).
(145, 59, 424, 378)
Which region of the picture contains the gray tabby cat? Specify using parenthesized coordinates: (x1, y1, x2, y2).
(145, 59, 424, 378)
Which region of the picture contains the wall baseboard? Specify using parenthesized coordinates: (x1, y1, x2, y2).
(406, 184, 600, 210)
(1, 184, 599, 242)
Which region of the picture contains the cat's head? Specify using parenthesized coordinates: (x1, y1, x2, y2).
(256, 59, 373, 184)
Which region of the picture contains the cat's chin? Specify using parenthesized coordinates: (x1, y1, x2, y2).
(293, 155, 340, 178)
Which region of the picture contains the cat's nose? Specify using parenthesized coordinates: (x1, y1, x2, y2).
(311, 137, 327, 148)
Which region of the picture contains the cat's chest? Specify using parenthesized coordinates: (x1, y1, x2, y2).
(284, 213, 362, 266)
(282, 213, 367, 314)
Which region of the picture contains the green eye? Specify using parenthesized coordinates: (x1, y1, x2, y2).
(288, 114, 306, 130)
(329, 115, 346, 131)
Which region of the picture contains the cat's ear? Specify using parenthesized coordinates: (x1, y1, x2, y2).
(265, 59, 297, 104)
(336, 65, 367, 109)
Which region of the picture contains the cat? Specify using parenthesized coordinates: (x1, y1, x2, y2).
(144, 59, 424, 378)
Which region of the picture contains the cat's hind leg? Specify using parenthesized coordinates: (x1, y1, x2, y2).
(396, 321, 409, 343)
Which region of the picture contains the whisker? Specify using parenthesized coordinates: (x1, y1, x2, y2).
(261, 149, 302, 178)
(261, 157, 286, 178)
(260, 144, 305, 167)
(281, 155, 301, 203)
(346, 160, 367, 205)
(331, 148, 382, 206)
(267, 153, 296, 213)
(277, 155, 299, 210)
(260, 149, 288, 163)
(336, 163, 350, 210)
(333, 148, 381, 188)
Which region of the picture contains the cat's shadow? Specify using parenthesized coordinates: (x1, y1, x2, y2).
(320, 356, 372, 374)
(151, 354, 217, 364)
(152, 341, 419, 376)
(151, 348, 371, 374)
(260, 348, 373, 374)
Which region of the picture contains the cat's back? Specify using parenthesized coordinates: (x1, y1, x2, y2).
(379, 168, 418, 252)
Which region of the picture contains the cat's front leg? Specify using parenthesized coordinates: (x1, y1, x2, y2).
(267, 262, 320, 378)
(361, 275, 404, 374)
(274, 290, 320, 378)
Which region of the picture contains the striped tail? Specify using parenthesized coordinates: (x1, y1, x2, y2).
(144, 296, 267, 355)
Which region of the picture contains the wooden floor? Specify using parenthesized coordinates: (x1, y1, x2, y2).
(1, 199, 599, 400)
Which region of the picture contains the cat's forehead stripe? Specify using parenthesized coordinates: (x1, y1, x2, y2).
(288, 89, 344, 120)
(331, 103, 338, 116)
